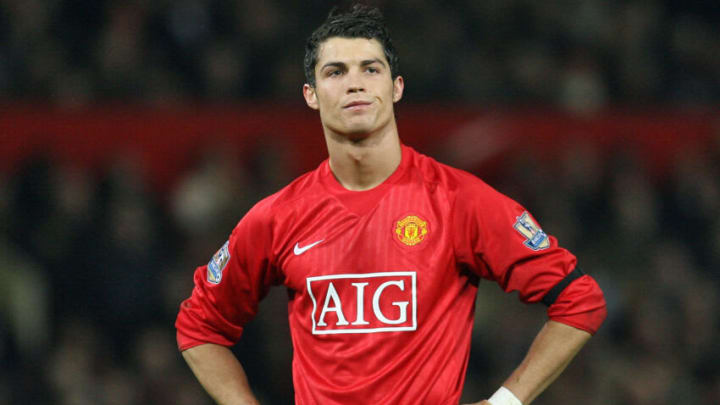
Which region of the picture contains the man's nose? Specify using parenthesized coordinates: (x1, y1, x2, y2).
(346, 70, 365, 93)
(347, 81, 366, 93)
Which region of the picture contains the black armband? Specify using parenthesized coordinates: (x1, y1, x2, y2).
(541, 267, 585, 307)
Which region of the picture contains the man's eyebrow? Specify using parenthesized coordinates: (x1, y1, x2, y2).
(361, 58, 386, 67)
(320, 58, 387, 70)
(320, 61, 346, 71)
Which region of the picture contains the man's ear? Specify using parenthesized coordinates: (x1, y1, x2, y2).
(392, 76, 404, 103)
(303, 84, 319, 110)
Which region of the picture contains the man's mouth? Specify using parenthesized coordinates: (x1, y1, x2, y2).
(343, 100, 373, 110)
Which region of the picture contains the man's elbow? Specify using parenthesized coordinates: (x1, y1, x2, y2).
(547, 275, 607, 335)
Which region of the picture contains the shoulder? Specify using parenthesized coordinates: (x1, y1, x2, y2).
(235, 165, 324, 226)
(407, 148, 521, 228)
(408, 147, 500, 199)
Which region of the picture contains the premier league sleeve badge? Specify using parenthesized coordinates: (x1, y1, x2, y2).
(513, 211, 550, 251)
(207, 240, 231, 284)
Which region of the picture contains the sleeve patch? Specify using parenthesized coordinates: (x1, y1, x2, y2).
(207, 240, 231, 284)
(513, 211, 550, 251)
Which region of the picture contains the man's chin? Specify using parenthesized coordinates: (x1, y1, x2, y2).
(334, 123, 375, 141)
(325, 117, 388, 142)
(345, 127, 373, 140)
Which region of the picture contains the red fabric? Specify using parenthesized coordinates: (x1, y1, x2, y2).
(450, 170, 606, 334)
(175, 144, 606, 404)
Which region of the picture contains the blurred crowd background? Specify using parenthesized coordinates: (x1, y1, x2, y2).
(1, 0, 718, 108)
(1, 0, 719, 404)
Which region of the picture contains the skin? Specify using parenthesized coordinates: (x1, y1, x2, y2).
(462, 321, 591, 404)
(182, 36, 594, 405)
(303, 37, 404, 191)
(182, 343, 259, 405)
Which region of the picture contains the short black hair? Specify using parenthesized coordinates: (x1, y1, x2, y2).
(304, 4, 400, 87)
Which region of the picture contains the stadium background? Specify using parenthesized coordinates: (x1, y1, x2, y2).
(0, 1, 719, 404)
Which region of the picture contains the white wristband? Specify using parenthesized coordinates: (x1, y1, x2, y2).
(488, 386, 523, 405)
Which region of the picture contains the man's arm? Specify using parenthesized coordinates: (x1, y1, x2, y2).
(465, 320, 591, 405)
(182, 343, 260, 405)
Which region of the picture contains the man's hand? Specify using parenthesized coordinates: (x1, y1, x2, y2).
(461, 401, 490, 405)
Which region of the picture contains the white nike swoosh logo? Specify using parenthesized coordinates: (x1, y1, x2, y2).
(293, 240, 323, 255)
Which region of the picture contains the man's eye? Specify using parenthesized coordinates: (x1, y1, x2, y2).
(328, 70, 341, 77)
(367, 67, 379, 73)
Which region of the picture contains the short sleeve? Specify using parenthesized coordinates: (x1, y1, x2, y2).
(175, 198, 279, 350)
(452, 176, 606, 334)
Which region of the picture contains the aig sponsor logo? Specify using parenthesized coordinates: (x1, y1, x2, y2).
(306, 272, 417, 335)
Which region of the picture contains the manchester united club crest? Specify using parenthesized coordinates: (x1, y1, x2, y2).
(395, 215, 429, 246)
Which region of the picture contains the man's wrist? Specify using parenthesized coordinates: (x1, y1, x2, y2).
(487, 386, 522, 405)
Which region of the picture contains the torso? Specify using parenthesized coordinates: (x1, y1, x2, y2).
(265, 145, 478, 404)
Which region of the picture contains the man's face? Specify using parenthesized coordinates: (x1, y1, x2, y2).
(303, 37, 404, 140)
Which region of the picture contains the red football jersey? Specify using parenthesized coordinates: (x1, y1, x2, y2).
(176, 145, 606, 404)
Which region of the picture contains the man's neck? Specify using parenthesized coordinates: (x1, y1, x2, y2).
(325, 126, 402, 191)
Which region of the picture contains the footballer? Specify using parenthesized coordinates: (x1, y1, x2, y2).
(176, 5, 606, 405)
